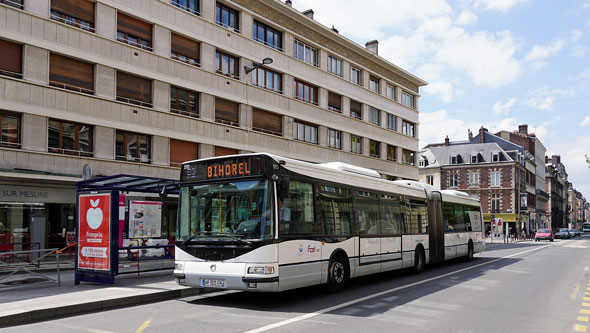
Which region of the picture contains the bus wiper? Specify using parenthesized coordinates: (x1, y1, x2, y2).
(212, 233, 252, 245)
(180, 232, 213, 246)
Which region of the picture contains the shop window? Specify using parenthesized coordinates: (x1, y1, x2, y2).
(116, 130, 151, 163)
(50, 0, 95, 32)
(48, 119, 93, 157)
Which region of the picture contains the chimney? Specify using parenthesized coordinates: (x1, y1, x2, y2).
(285, 0, 292, 6)
(468, 129, 473, 141)
(479, 126, 488, 143)
(445, 135, 450, 146)
(302, 9, 314, 19)
(552, 155, 560, 165)
(545, 155, 549, 164)
(519, 124, 528, 135)
(365, 40, 379, 55)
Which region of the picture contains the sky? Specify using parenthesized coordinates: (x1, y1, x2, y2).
(293, 0, 590, 199)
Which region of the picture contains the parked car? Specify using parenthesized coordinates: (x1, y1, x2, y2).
(572, 229, 581, 237)
(555, 228, 571, 239)
(535, 229, 554, 242)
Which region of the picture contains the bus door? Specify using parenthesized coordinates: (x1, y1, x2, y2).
(427, 191, 444, 264)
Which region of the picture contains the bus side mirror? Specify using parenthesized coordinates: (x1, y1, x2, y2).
(279, 177, 290, 199)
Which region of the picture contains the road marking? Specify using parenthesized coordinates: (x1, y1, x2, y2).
(135, 318, 152, 333)
(582, 309, 590, 314)
(575, 324, 588, 332)
(585, 297, 590, 301)
(583, 303, 590, 307)
(579, 316, 590, 322)
(573, 284, 581, 300)
(244, 245, 550, 333)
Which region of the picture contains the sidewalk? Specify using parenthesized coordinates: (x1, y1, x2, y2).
(0, 269, 200, 327)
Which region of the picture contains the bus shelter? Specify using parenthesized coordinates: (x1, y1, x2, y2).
(75, 174, 178, 285)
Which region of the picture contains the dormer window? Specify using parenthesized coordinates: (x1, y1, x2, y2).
(450, 155, 458, 165)
(492, 152, 500, 162)
(471, 154, 478, 164)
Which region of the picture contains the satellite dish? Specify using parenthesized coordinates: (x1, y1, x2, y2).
(82, 164, 93, 180)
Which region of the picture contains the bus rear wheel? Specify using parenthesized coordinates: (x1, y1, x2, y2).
(413, 247, 425, 273)
(326, 255, 348, 293)
(465, 241, 474, 261)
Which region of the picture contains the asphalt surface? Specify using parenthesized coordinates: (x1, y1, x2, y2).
(6, 235, 590, 333)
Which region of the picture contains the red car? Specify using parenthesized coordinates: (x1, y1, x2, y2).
(535, 229, 554, 242)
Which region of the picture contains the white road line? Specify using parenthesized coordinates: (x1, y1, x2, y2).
(585, 266, 589, 272)
(244, 245, 549, 333)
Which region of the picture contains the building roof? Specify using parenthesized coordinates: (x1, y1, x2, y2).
(419, 142, 513, 168)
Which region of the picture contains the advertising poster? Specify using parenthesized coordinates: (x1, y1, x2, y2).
(128, 201, 162, 238)
(78, 193, 111, 271)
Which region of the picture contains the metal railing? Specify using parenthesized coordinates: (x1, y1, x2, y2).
(49, 13, 95, 32)
(0, 140, 21, 149)
(116, 36, 153, 52)
(0, 0, 23, 10)
(116, 96, 153, 108)
(170, 108, 200, 118)
(170, 53, 200, 67)
(49, 80, 94, 95)
(0, 69, 23, 79)
(47, 147, 94, 157)
(0, 248, 62, 290)
(171, 0, 200, 16)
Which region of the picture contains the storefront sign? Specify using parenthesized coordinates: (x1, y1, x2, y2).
(483, 213, 517, 223)
(78, 193, 111, 271)
(0, 185, 75, 203)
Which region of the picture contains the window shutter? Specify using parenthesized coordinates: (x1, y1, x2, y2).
(252, 108, 282, 134)
(50, 53, 94, 92)
(328, 92, 341, 109)
(171, 33, 199, 62)
(117, 12, 152, 43)
(51, 0, 95, 24)
(0, 39, 22, 74)
(170, 139, 198, 166)
(117, 71, 152, 104)
(215, 146, 238, 157)
(350, 100, 362, 114)
(215, 98, 239, 123)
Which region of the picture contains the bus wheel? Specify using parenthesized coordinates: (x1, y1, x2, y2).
(413, 247, 425, 274)
(326, 255, 348, 293)
(465, 241, 474, 262)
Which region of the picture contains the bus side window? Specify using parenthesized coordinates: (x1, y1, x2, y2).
(281, 181, 314, 235)
(319, 185, 352, 236)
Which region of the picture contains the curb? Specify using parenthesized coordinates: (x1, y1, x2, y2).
(0, 287, 202, 328)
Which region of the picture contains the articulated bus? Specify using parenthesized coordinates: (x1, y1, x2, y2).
(173, 153, 484, 292)
(583, 223, 590, 233)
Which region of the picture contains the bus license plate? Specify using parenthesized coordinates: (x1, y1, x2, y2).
(202, 279, 225, 288)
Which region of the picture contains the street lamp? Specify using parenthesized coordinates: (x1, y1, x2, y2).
(244, 57, 273, 74)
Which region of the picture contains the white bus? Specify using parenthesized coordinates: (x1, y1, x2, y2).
(174, 153, 484, 292)
(583, 223, 590, 233)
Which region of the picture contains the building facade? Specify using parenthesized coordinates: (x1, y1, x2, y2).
(0, 0, 425, 250)
(545, 155, 569, 230)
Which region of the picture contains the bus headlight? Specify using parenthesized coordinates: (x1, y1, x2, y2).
(175, 262, 184, 271)
(247, 266, 274, 274)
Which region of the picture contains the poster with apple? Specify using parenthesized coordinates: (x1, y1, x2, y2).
(78, 193, 111, 271)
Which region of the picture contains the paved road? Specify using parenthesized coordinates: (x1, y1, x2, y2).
(7, 235, 590, 333)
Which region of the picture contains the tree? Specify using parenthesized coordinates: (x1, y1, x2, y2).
(587, 154, 590, 169)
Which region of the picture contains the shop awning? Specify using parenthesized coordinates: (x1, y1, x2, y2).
(76, 174, 178, 194)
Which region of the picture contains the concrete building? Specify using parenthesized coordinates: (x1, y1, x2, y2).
(418, 127, 533, 235)
(545, 155, 569, 230)
(0, 0, 426, 249)
(568, 186, 584, 228)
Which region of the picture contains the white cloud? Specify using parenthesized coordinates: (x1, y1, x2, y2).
(456, 10, 477, 25)
(473, 0, 528, 11)
(548, 136, 590, 200)
(525, 39, 565, 62)
(581, 116, 590, 127)
(572, 45, 590, 59)
(571, 30, 583, 42)
(493, 97, 517, 115)
(525, 87, 573, 111)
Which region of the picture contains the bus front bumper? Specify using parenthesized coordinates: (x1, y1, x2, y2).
(174, 262, 279, 292)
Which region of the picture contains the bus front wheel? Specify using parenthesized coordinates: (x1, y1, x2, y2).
(326, 255, 348, 293)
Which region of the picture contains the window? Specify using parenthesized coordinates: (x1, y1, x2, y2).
(369, 76, 380, 93)
(426, 175, 434, 185)
(387, 145, 396, 161)
(492, 152, 500, 162)
(401, 91, 415, 109)
(402, 149, 415, 165)
(369, 140, 380, 158)
(116, 130, 151, 163)
(116, 71, 152, 107)
(215, 2, 238, 31)
(450, 156, 458, 165)
(214, 146, 238, 157)
(171, 33, 199, 66)
(170, 86, 199, 118)
(293, 79, 318, 105)
(215, 50, 239, 79)
(469, 172, 480, 187)
(328, 92, 342, 113)
(251, 66, 282, 93)
(491, 171, 501, 187)
(386, 84, 396, 100)
(0, 39, 22, 79)
(471, 154, 478, 164)
(215, 98, 239, 126)
(449, 174, 458, 188)
(293, 120, 317, 144)
(380, 194, 403, 234)
(281, 181, 315, 235)
(328, 56, 342, 76)
(252, 108, 282, 136)
(327, 128, 341, 149)
(49, 53, 94, 94)
(253, 20, 282, 50)
(409, 200, 429, 234)
(0, 0, 23, 10)
(293, 40, 318, 67)
(50, 0, 95, 32)
(320, 185, 352, 236)
(172, 0, 199, 15)
(491, 193, 500, 212)
(369, 107, 381, 126)
(170, 138, 198, 167)
(0, 111, 20, 148)
(350, 100, 362, 120)
(355, 191, 380, 235)
(48, 119, 93, 157)
(117, 12, 152, 51)
(351, 135, 362, 154)
(402, 120, 415, 137)
(350, 67, 362, 85)
(387, 114, 397, 131)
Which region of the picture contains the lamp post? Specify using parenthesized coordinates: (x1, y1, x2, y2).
(244, 57, 273, 75)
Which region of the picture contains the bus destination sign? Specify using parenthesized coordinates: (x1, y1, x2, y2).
(182, 156, 264, 181)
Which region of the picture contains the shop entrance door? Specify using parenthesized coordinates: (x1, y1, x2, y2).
(30, 213, 46, 261)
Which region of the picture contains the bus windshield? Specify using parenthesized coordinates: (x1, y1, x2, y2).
(177, 180, 274, 241)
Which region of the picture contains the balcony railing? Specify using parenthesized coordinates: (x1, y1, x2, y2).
(0, 69, 23, 79)
(170, 108, 199, 118)
(0, 0, 24, 10)
(116, 96, 153, 108)
(215, 118, 239, 127)
(50, 13, 95, 32)
(252, 127, 282, 137)
(170, 53, 200, 67)
(48, 147, 93, 157)
(171, 1, 200, 16)
(116, 155, 151, 164)
(49, 81, 94, 95)
(0, 141, 21, 149)
(116, 36, 153, 52)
